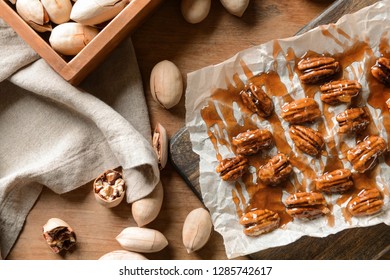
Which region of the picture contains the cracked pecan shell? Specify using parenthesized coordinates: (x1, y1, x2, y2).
(347, 135, 387, 173)
(320, 79, 361, 104)
(371, 57, 390, 86)
(239, 209, 280, 236)
(281, 98, 321, 124)
(240, 83, 274, 118)
(285, 192, 330, 219)
(298, 56, 340, 84)
(336, 107, 370, 134)
(216, 155, 249, 181)
(258, 153, 293, 186)
(232, 129, 273, 156)
(315, 168, 354, 193)
(289, 125, 325, 156)
(347, 188, 384, 217)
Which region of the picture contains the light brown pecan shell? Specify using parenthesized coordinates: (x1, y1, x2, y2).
(347, 188, 384, 217)
(315, 169, 354, 193)
(298, 56, 340, 84)
(371, 57, 390, 86)
(336, 107, 370, 134)
(285, 192, 330, 219)
(347, 135, 387, 173)
(289, 125, 325, 156)
(240, 83, 274, 117)
(239, 209, 280, 236)
(216, 155, 249, 181)
(258, 153, 293, 186)
(281, 98, 321, 124)
(320, 79, 361, 104)
(232, 129, 273, 156)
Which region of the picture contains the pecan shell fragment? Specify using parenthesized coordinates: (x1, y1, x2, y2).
(347, 188, 384, 217)
(285, 192, 330, 219)
(289, 125, 325, 156)
(240, 83, 274, 117)
(281, 98, 321, 124)
(371, 57, 390, 86)
(336, 107, 370, 134)
(320, 79, 361, 104)
(232, 129, 273, 156)
(216, 155, 249, 181)
(298, 56, 340, 84)
(316, 168, 354, 193)
(347, 135, 387, 173)
(258, 153, 293, 186)
(239, 209, 280, 236)
(43, 218, 77, 254)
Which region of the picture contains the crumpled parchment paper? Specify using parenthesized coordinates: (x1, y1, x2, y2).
(185, 0, 390, 259)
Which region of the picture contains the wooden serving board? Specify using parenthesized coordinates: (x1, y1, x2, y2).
(169, 0, 390, 260)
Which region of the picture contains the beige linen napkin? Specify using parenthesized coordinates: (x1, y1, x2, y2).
(0, 19, 159, 259)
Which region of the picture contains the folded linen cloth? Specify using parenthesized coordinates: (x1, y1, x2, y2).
(0, 19, 159, 259)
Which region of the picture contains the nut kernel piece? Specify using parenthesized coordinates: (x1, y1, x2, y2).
(297, 56, 340, 84)
(336, 107, 370, 134)
(258, 153, 293, 186)
(285, 192, 330, 219)
(371, 57, 390, 86)
(232, 129, 273, 156)
(281, 98, 321, 124)
(347, 188, 384, 216)
(93, 169, 126, 208)
(216, 155, 248, 181)
(320, 79, 361, 105)
(240, 83, 274, 118)
(239, 209, 280, 236)
(42, 218, 76, 254)
(289, 125, 324, 156)
(316, 169, 354, 193)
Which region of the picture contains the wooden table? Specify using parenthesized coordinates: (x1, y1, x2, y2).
(7, 0, 388, 260)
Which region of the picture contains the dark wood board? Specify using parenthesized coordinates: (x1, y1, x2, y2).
(169, 0, 390, 259)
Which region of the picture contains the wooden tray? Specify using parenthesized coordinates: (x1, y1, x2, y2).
(0, 0, 163, 85)
(169, 0, 390, 259)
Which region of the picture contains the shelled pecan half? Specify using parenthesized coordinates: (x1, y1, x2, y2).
(240, 83, 274, 117)
(347, 188, 384, 217)
(232, 129, 273, 156)
(239, 209, 280, 236)
(216, 155, 249, 181)
(297, 56, 340, 84)
(315, 169, 354, 193)
(285, 191, 330, 219)
(281, 98, 321, 124)
(289, 125, 325, 156)
(347, 135, 387, 173)
(371, 57, 390, 86)
(320, 79, 361, 104)
(258, 153, 293, 186)
(336, 107, 370, 134)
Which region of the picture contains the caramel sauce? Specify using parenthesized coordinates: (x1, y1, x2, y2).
(199, 27, 390, 229)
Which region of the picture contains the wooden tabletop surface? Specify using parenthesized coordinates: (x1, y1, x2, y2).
(7, 0, 371, 260)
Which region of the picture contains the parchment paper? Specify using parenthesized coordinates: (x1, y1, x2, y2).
(185, 1, 390, 259)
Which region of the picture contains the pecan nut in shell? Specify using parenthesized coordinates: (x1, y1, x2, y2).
(240, 83, 274, 118)
(281, 98, 321, 124)
(315, 168, 354, 193)
(258, 153, 293, 186)
(347, 135, 387, 173)
(216, 155, 249, 181)
(297, 56, 340, 84)
(239, 209, 280, 236)
(289, 125, 325, 156)
(371, 57, 390, 86)
(336, 107, 370, 134)
(232, 129, 273, 156)
(285, 192, 330, 219)
(347, 188, 384, 217)
(320, 79, 361, 104)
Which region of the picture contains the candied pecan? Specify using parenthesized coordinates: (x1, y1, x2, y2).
(285, 192, 330, 219)
(387, 98, 390, 112)
(320, 79, 361, 104)
(347, 135, 387, 173)
(281, 98, 321, 124)
(347, 188, 384, 217)
(216, 155, 249, 181)
(315, 169, 354, 193)
(240, 83, 274, 117)
(371, 57, 390, 86)
(336, 107, 370, 134)
(297, 56, 340, 84)
(239, 209, 280, 236)
(232, 129, 273, 156)
(258, 153, 293, 186)
(289, 125, 325, 156)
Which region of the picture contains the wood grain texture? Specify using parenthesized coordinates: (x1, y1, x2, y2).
(169, 0, 390, 259)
